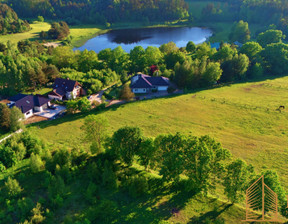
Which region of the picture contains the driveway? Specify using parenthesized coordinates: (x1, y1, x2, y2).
(88, 90, 105, 104)
(34, 105, 66, 119)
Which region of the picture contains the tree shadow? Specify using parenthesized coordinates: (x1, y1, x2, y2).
(188, 203, 233, 223)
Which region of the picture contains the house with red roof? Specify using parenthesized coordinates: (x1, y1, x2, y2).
(48, 78, 82, 101)
(130, 74, 170, 94)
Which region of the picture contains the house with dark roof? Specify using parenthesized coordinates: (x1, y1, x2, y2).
(130, 74, 170, 93)
(48, 78, 82, 101)
(8, 94, 52, 119)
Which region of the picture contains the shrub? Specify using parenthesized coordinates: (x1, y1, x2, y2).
(37, 16, 44, 22)
(90, 141, 104, 155)
(17, 197, 34, 221)
(85, 182, 98, 204)
(5, 177, 22, 198)
(102, 161, 118, 190)
(123, 175, 149, 198)
(12, 142, 26, 161)
(53, 148, 71, 168)
(30, 153, 45, 173)
(167, 86, 176, 94)
(30, 203, 46, 224)
(87, 200, 118, 223)
(48, 175, 66, 198)
(0, 146, 17, 168)
(119, 84, 135, 101)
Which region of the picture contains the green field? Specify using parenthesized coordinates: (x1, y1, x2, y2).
(0, 22, 51, 44)
(31, 77, 288, 190)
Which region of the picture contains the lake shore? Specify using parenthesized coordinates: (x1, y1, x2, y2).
(73, 25, 213, 52)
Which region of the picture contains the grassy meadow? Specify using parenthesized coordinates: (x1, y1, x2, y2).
(30, 76, 288, 190)
(0, 22, 51, 44)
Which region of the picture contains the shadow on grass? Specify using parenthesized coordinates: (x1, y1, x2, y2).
(188, 203, 233, 224)
(111, 180, 200, 223)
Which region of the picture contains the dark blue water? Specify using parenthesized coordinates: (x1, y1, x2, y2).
(74, 27, 212, 53)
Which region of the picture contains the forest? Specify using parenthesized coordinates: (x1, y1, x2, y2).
(0, 4, 30, 35)
(6, 0, 189, 25)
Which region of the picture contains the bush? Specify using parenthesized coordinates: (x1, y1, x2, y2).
(53, 148, 71, 168)
(5, 177, 22, 198)
(85, 182, 98, 204)
(37, 16, 44, 22)
(167, 86, 176, 94)
(86, 200, 118, 223)
(122, 175, 149, 198)
(17, 197, 34, 221)
(30, 153, 45, 173)
(30, 203, 46, 224)
(0, 146, 17, 168)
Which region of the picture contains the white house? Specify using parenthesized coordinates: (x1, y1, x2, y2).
(130, 74, 170, 93)
(8, 94, 51, 119)
(48, 78, 82, 101)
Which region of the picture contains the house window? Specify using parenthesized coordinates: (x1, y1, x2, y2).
(143, 89, 146, 92)
(26, 111, 30, 115)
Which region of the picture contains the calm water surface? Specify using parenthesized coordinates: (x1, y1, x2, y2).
(74, 27, 213, 52)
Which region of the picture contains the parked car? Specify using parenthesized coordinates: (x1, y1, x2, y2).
(49, 104, 57, 110)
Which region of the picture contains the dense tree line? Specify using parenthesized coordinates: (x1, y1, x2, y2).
(0, 123, 287, 223)
(6, 0, 189, 25)
(0, 3, 30, 35)
(198, 0, 288, 36)
(1, 26, 288, 96)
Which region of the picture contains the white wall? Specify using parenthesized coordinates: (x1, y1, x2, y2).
(34, 106, 42, 112)
(24, 109, 33, 119)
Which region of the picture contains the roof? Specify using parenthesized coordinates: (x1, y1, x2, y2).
(53, 78, 80, 92)
(146, 76, 169, 86)
(130, 74, 169, 89)
(12, 94, 51, 113)
(49, 87, 66, 97)
(8, 93, 27, 102)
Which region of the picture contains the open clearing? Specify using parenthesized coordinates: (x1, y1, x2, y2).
(31, 76, 288, 190)
(0, 22, 51, 44)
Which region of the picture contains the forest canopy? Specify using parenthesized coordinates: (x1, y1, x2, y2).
(0, 3, 30, 35)
(6, 0, 189, 25)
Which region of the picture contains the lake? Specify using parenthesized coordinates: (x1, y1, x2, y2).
(74, 26, 213, 53)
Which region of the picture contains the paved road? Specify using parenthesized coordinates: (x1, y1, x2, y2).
(0, 129, 23, 144)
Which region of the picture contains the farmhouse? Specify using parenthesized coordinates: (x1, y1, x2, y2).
(8, 94, 52, 119)
(48, 78, 82, 101)
(130, 74, 170, 93)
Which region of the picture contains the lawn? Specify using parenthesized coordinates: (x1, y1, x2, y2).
(0, 22, 51, 44)
(23, 88, 52, 96)
(30, 77, 288, 191)
(69, 25, 108, 48)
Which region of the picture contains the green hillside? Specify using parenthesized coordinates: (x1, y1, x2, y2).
(31, 76, 288, 190)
